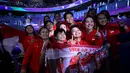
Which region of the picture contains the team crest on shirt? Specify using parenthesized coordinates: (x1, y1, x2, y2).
(110, 30, 114, 33)
(92, 38, 95, 41)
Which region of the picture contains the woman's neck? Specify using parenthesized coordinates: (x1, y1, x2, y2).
(86, 28, 93, 34)
(70, 21, 75, 26)
(28, 34, 34, 36)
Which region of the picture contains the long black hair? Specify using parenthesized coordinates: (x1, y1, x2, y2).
(25, 25, 36, 36)
(100, 10, 110, 21)
(44, 15, 51, 25)
(63, 11, 73, 21)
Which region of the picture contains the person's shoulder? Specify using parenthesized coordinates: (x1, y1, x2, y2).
(106, 22, 119, 29)
(61, 21, 68, 25)
(107, 22, 119, 27)
(34, 35, 41, 39)
(32, 38, 43, 45)
(81, 40, 90, 45)
(75, 21, 82, 25)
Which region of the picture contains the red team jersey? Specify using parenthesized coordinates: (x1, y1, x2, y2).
(99, 23, 120, 60)
(21, 39, 44, 73)
(101, 23, 120, 45)
(22, 36, 39, 53)
(83, 29, 103, 46)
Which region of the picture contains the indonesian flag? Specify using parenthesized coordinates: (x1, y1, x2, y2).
(0, 24, 26, 55)
(0, 24, 26, 42)
(3, 36, 24, 56)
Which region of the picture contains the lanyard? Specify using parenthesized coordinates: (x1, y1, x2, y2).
(102, 30, 107, 41)
(41, 42, 46, 54)
(41, 42, 48, 67)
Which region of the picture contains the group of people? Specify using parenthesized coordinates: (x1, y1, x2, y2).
(18, 9, 130, 73)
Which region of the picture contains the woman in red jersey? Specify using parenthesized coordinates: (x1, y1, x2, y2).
(68, 25, 88, 45)
(97, 13, 120, 51)
(44, 20, 55, 37)
(63, 11, 83, 30)
(43, 15, 51, 25)
(83, 16, 103, 46)
(20, 27, 50, 73)
(97, 13, 122, 72)
(52, 29, 67, 73)
(51, 28, 67, 49)
(53, 13, 62, 25)
(82, 16, 103, 71)
(22, 25, 37, 53)
(57, 23, 71, 40)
